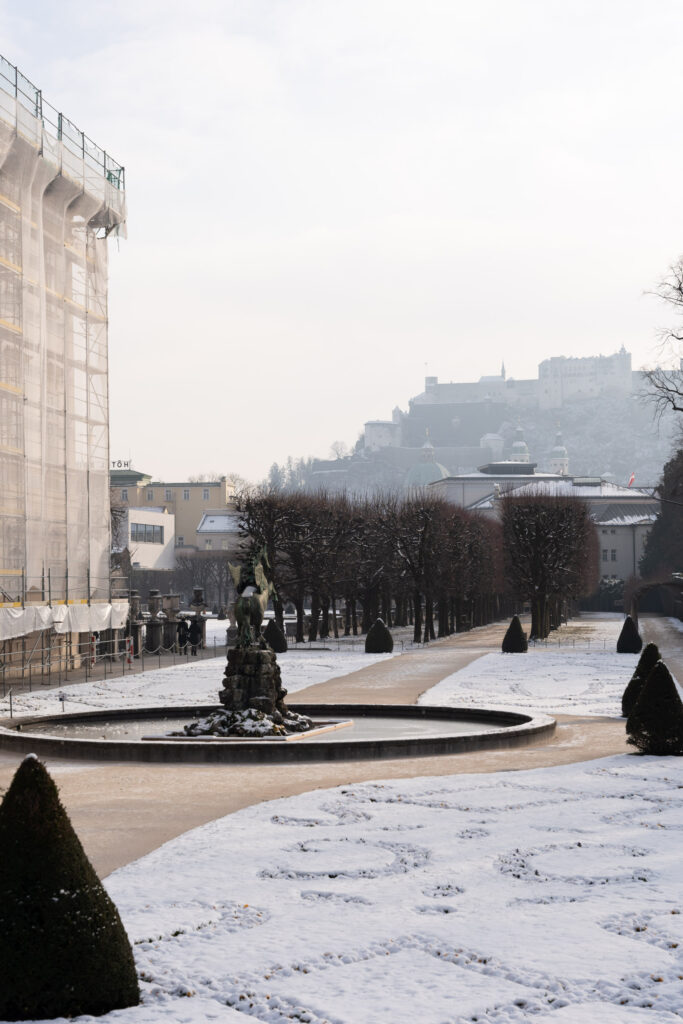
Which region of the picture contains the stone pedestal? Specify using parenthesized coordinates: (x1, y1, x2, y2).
(182, 642, 312, 737)
(220, 646, 286, 719)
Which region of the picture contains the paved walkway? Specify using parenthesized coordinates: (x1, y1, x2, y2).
(1, 615, 680, 878)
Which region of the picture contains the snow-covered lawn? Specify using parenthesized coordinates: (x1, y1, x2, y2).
(8, 613, 683, 1023)
(421, 614, 681, 717)
(420, 650, 641, 718)
(102, 755, 683, 1023)
(0, 649, 393, 720)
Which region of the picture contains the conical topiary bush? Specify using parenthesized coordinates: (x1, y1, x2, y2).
(264, 617, 288, 653)
(627, 661, 683, 755)
(365, 618, 394, 653)
(621, 641, 661, 718)
(501, 615, 528, 653)
(0, 755, 139, 1021)
(616, 614, 643, 654)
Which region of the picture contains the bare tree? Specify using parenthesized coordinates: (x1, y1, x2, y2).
(642, 258, 683, 418)
(329, 440, 349, 460)
(501, 490, 598, 639)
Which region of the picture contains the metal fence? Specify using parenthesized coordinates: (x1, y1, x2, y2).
(0, 631, 227, 699)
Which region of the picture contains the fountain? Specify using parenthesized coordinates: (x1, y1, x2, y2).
(180, 548, 314, 738)
(0, 551, 556, 762)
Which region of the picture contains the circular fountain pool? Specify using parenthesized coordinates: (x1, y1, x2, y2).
(0, 703, 555, 763)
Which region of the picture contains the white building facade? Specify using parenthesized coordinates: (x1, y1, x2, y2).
(0, 56, 126, 642)
(122, 509, 176, 571)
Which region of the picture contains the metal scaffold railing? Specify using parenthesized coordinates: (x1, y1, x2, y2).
(0, 53, 125, 190)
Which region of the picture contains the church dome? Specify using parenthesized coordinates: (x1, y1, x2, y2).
(550, 430, 568, 459)
(510, 426, 530, 463)
(404, 439, 449, 489)
(549, 429, 569, 475)
(404, 460, 449, 488)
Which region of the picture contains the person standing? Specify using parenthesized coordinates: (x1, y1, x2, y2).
(188, 616, 201, 656)
(177, 617, 189, 652)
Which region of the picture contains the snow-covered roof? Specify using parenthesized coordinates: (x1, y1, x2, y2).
(196, 512, 241, 534)
(468, 481, 659, 513)
(593, 502, 659, 526)
(489, 479, 652, 499)
(436, 469, 559, 481)
(598, 513, 658, 527)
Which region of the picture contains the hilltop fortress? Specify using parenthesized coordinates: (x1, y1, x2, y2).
(311, 348, 675, 492)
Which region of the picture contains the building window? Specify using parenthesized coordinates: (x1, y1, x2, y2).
(205, 539, 212, 550)
(601, 529, 607, 535)
(610, 529, 616, 535)
(183, 488, 190, 500)
(602, 549, 608, 562)
(131, 523, 164, 544)
(176, 536, 184, 547)
(147, 489, 154, 501)
(221, 540, 229, 550)
(121, 488, 128, 501)
(203, 488, 210, 500)
(611, 549, 617, 561)
(165, 489, 172, 501)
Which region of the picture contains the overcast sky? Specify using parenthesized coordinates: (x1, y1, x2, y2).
(3, 1, 683, 481)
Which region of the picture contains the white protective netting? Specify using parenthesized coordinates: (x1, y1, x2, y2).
(0, 56, 127, 634)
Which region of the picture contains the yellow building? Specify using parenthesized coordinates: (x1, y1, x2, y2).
(111, 469, 236, 550)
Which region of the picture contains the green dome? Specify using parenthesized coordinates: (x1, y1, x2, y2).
(551, 430, 567, 459)
(404, 459, 449, 488)
(510, 425, 530, 462)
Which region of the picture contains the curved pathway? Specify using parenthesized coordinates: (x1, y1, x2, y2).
(1, 615, 680, 878)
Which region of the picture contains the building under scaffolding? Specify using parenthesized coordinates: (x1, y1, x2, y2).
(0, 56, 128, 668)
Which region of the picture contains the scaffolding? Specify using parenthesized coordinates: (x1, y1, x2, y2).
(0, 54, 127, 642)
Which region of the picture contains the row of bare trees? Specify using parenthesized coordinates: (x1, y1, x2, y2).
(500, 491, 599, 637)
(236, 488, 598, 642)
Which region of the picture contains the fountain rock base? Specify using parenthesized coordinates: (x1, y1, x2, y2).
(181, 643, 313, 738)
(182, 707, 312, 738)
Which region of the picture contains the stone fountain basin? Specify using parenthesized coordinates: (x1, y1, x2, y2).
(0, 704, 555, 763)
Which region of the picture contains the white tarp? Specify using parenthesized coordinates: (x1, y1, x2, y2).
(0, 602, 129, 641)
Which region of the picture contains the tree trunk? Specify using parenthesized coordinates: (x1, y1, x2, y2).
(413, 589, 422, 644)
(274, 594, 285, 632)
(320, 598, 330, 638)
(437, 598, 447, 638)
(309, 592, 320, 642)
(294, 595, 305, 644)
(531, 596, 550, 640)
(424, 594, 435, 642)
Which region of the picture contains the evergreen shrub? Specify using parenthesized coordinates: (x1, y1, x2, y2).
(0, 755, 139, 1021)
(627, 661, 683, 755)
(621, 642, 661, 717)
(365, 618, 394, 653)
(501, 615, 528, 653)
(616, 615, 643, 654)
(264, 617, 288, 653)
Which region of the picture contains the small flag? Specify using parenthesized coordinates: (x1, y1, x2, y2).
(627, 472, 635, 487)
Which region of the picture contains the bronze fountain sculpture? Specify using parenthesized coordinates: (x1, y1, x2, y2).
(182, 547, 312, 737)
